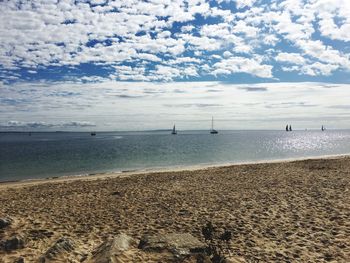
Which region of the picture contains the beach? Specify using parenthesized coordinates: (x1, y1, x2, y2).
(1, 156, 350, 262)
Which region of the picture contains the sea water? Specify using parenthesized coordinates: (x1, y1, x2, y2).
(1, 130, 350, 182)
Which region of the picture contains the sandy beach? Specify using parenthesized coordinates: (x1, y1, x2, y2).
(1, 156, 350, 262)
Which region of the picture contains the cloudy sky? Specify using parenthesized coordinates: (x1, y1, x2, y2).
(1, 0, 350, 130)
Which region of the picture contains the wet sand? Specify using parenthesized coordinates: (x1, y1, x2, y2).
(1, 156, 350, 262)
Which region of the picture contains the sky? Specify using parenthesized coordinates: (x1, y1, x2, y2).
(1, 0, 350, 131)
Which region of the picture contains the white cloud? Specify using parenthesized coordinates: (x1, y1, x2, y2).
(272, 11, 314, 42)
(213, 56, 273, 78)
(180, 34, 222, 51)
(223, 51, 232, 58)
(275, 52, 306, 65)
(232, 43, 252, 54)
(134, 53, 161, 62)
(181, 25, 195, 32)
(296, 39, 350, 71)
(235, 0, 257, 9)
(210, 7, 234, 22)
(183, 66, 198, 77)
(153, 65, 181, 81)
(301, 62, 339, 76)
(318, 18, 350, 42)
(168, 57, 202, 64)
(189, 2, 210, 16)
(90, 0, 107, 5)
(263, 34, 279, 46)
(311, 0, 350, 41)
(281, 65, 300, 72)
(200, 23, 230, 38)
(232, 20, 258, 38)
(212, 68, 231, 75)
(157, 31, 172, 38)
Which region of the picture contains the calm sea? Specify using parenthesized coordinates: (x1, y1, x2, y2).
(1, 130, 350, 182)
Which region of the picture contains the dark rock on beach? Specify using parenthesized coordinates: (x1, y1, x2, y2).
(0, 235, 25, 251)
(39, 237, 75, 262)
(0, 217, 12, 229)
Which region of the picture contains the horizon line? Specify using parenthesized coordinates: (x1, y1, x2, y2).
(0, 128, 345, 133)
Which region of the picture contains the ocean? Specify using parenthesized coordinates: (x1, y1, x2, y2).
(1, 130, 350, 182)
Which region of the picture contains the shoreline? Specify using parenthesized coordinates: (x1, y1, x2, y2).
(1, 153, 350, 189)
(1, 155, 350, 262)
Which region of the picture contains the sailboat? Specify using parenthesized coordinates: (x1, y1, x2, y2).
(321, 125, 325, 131)
(210, 117, 218, 134)
(286, 124, 289, 131)
(171, 125, 177, 135)
(289, 125, 292, 131)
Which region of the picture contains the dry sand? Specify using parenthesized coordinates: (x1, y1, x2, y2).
(1, 156, 350, 262)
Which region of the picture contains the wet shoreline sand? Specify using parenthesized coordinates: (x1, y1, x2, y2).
(1, 156, 350, 262)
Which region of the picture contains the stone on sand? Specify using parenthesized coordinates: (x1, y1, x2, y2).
(0, 235, 25, 251)
(0, 217, 12, 229)
(90, 233, 136, 263)
(39, 237, 75, 262)
(138, 233, 206, 258)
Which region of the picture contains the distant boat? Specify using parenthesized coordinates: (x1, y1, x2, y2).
(171, 125, 177, 135)
(321, 125, 325, 131)
(289, 125, 292, 131)
(286, 125, 289, 131)
(210, 117, 218, 134)
(91, 132, 96, 136)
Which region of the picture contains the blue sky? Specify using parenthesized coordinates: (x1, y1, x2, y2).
(1, 0, 350, 130)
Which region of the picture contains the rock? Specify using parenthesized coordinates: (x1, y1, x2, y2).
(90, 233, 136, 263)
(0, 235, 25, 251)
(0, 217, 12, 229)
(138, 233, 206, 259)
(111, 191, 122, 197)
(178, 209, 191, 216)
(80, 253, 88, 262)
(39, 237, 75, 262)
(14, 257, 25, 263)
